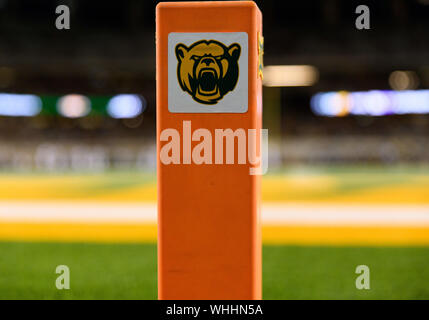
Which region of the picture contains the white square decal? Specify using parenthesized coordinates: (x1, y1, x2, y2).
(168, 32, 248, 113)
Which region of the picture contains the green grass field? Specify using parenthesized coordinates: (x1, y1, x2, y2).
(0, 241, 428, 299)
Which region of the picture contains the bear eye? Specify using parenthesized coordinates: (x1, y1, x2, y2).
(191, 55, 202, 61)
(214, 55, 223, 60)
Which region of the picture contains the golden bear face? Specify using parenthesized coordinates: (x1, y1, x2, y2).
(175, 40, 241, 105)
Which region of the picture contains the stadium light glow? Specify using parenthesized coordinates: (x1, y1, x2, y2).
(57, 94, 91, 118)
(0, 93, 42, 117)
(311, 89, 429, 117)
(389, 70, 419, 91)
(263, 65, 319, 87)
(107, 94, 145, 119)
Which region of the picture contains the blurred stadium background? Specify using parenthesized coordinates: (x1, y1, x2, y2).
(0, 0, 428, 299)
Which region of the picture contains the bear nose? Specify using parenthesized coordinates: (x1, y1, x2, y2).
(201, 57, 215, 66)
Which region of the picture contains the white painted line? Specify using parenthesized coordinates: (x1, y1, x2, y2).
(0, 202, 157, 223)
(0, 202, 428, 226)
(261, 203, 429, 226)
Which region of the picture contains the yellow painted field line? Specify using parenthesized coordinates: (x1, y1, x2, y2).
(1, 222, 429, 246)
(263, 225, 429, 246)
(0, 222, 158, 243)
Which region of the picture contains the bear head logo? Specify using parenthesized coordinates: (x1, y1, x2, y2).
(175, 40, 241, 105)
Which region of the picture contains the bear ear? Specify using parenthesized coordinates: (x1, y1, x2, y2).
(175, 44, 188, 61)
(227, 43, 241, 60)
